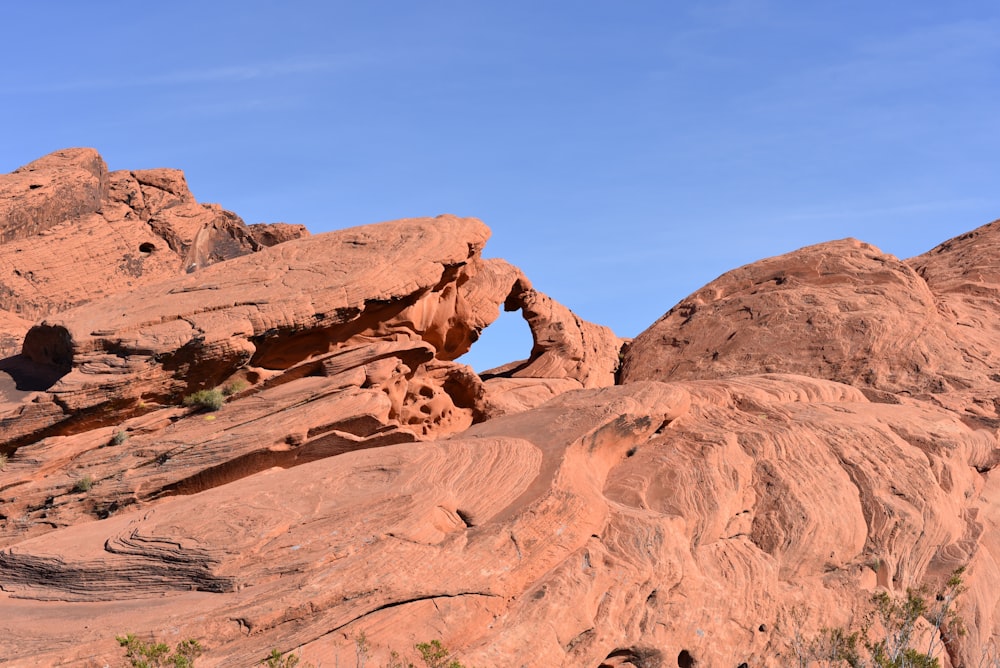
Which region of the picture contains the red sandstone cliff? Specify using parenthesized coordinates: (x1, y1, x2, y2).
(0, 150, 998, 668)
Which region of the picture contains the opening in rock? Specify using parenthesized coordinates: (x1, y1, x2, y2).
(599, 647, 663, 668)
(456, 305, 532, 373)
(138, 242, 156, 254)
(677, 650, 696, 667)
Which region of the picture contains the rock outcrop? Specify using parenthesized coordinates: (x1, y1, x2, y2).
(248, 222, 310, 247)
(1, 149, 999, 668)
(477, 274, 624, 418)
(621, 238, 953, 391)
(0, 150, 272, 326)
(0, 148, 108, 246)
(620, 234, 1000, 417)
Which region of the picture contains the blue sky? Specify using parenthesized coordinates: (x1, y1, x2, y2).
(3, 2, 999, 370)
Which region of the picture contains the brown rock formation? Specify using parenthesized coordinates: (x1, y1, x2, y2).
(0, 149, 266, 324)
(0, 148, 108, 245)
(3, 375, 998, 667)
(478, 275, 624, 417)
(1, 150, 1000, 668)
(248, 222, 310, 247)
(620, 233, 1000, 406)
(0, 214, 498, 446)
(614, 222, 1000, 665)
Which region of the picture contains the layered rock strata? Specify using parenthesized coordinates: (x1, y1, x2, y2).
(1, 150, 999, 668)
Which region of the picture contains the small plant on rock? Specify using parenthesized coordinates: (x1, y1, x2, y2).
(786, 567, 967, 667)
(0, 452, 7, 471)
(73, 474, 94, 493)
(865, 569, 965, 668)
(810, 626, 862, 667)
(182, 389, 225, 411)
(110, 429, 129, 446)
(416, 640, 465, 668)
(221, 379, 248, 397)
(355, 632, 371, 668)
(116, 633, 202, 668)
(260, 648, 298, 668)
(385, 650, 413, 668)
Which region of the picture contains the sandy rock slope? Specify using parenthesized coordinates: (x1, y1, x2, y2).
(1, 150, 999, 667)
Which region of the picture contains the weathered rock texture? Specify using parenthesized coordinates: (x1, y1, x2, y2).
(0, 149, 286, 326)
(0, 310, 30, 360)
(247, 222, 310, 247)
(1, 149, 999, 668)
(620, 233, 1000, 413)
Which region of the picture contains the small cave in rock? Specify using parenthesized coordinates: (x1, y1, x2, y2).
(455, 508, 476, 527)
(138, 242, 156, 254)
(4, 324, 74, 392)
(248, 327, 339, 371)
(457, 304, 533, 374)
(598, 647, 663, 668)
(677, 649, 696, 667)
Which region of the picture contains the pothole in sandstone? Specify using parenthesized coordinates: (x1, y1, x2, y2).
(677, 649, 696, 667)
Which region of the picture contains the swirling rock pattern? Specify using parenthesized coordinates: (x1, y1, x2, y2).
(1, 150, 999, 667)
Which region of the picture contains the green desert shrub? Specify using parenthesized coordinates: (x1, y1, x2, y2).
(260, 648, 303, 667)
(182, 389, 225, 411)
(786, 567, 967, 667)
(415, 640, 465, 668)
(221, 379, 248, 397)
(123, 635, 464, 668)
(73, 474, 94, 493)
(380, 640, 467, 668)
(117, 633, 202, 668)
(110, 429, 129, 446)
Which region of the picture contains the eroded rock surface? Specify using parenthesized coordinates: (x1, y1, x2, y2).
(0, 148, 108, 245)
(478, 275, 624, 417)
(0, 310, 30, 360)
(620, 232, 1000, 414)
(0, 150, 269, 325)
(3, 376, 998, 667)
(1, 149, 1000, 668)
(248, 222, 310, 247)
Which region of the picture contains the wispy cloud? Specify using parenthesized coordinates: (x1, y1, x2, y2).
(8, 55, 369, 95)
(776, 197, 987, 223)
(746, 18, 1000, 112)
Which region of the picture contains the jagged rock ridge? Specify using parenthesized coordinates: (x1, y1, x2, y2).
(0, 149, 998, 668)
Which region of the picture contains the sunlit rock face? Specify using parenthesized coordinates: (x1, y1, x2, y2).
(1, 150, 999, 667)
